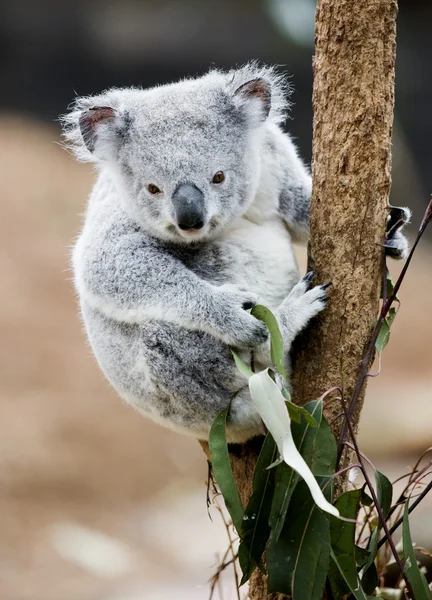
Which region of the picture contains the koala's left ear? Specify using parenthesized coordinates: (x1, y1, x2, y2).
(233, 78, 271, 125)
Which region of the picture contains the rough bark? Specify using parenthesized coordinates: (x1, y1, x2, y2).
(204, 1, 398, 598)
(291, 0, 397, 442)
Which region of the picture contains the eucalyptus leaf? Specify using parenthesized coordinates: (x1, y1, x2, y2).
(231, 350, 254, 379)
(248, 369, 291, 453)
(238, 434, 277, 585)
(251, 304, 286, 379)
(282, 427, 339, 517)
(376, 470, 393, 519)
(355, 545, 371, 569)
(248, 373, 338, 519)
(402, 500, 432, 599)
(269, 399, 337, 541)
(362, 562, 379, 596)
(382, 270, 399, 302)
(296, 404, 319, 427)
(283, 388, 318, 427)
(361, 471, 393, 592)
(375, 307, 397, 354)
(208, 404, 244, 534)
(267, 479, 331, 598)
(361, 489, 374, 508)
(329, 489, 369, 600)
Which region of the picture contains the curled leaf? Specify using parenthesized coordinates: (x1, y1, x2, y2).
(248, 370, 339, 518)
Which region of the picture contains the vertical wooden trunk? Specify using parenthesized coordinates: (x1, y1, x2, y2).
(209, 1, 398, 598)
(291, 0, 398, 443)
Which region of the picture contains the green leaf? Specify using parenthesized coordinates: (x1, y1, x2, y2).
(361, 489, 374, 507)
(355, 545, 371, 569)
(296, 407, 337, 477)
(238, 434, 277, 584)
(267, 479, 331, 598)
(382, 271, 399, 302)
(231, 350, 254, 379)
(328, 489, 369, 600)
(269, 400, 336, 541)
(376, 470, 393, 519)
(362, 562, 379, 595)
(361, 471, 393, 592)
(251, 304, 286, 379)
(208, 404, 244, 534)
(286, 400, 302, 423)
(282, 389, 318, 427)
(296, 404, 319, 427)
(375, 307, 397, 354)
(269, 400, 322, 540)
(402, 500, 432, 600)
(330, 549, 370, 600)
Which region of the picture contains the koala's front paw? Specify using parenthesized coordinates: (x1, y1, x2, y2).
(277, 272, 328, 343)
(288, 272, 328, 317)
(384, 206, 411, 260)
(214, 284, 268, 348)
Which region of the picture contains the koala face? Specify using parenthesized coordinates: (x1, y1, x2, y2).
(63, 65, 289, 243)
(116, 88, 262, 243)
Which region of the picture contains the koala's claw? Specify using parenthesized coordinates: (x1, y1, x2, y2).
(321, 282, 332, 290)
(242, 301, 255, 310)
(302, 271, 314, 283)
(385, 205, 411, 260)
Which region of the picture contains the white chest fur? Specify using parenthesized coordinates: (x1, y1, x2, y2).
(221, 216, 300, 310)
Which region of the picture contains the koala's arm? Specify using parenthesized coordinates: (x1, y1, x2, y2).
(270, 127, 312, 244)
(75, 230, 267, 348)
(273, 130, 411, 258)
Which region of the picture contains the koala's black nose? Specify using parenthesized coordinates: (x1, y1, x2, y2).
(172, 182, 205, 231)
(178, 220, 204, 231)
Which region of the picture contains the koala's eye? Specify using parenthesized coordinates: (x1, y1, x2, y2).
(212, 171, 225, 184)
(147, 184, 162, 195)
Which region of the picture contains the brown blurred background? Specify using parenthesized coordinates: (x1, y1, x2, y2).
(0, 1, 431, 599)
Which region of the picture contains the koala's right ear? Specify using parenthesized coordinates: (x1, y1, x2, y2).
(79, 106, 116, 155)
(61, 101, 128, 163)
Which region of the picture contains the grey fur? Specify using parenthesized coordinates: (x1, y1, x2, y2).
(62, 63, 410, 443)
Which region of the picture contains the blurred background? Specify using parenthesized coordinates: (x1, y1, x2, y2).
(0, 1, 431, 599)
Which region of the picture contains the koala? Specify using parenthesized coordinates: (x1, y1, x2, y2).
(62, 64, 410, 443)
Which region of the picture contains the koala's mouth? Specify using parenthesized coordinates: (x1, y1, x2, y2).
(166, 216, 219, 241)
(176, 225, 208, 240)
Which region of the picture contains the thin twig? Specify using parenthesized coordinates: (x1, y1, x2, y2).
(214, 500, 241, 600)
(386, 460, 432, 523)
(338, 392, 416, 599)
(336, 198, 432, 465)
(377, 479, 432, 551)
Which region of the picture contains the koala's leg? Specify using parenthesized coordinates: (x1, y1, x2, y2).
(254, 273, 327, 365)
(384, 206, 411, 259)
(140, 322, 263, 443)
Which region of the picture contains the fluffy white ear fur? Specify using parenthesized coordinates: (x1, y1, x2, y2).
(61, 62, 291, 161)
(61, 94, 129, 162)
(233, 78, 272, 126)
(78, 106, 116, 158)
(226, 62, 291, 127)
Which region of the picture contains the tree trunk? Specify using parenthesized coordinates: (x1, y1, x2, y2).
(291, 0, 398, 447)
(206, 1, 398, 598)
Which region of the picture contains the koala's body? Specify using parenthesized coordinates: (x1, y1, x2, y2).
(63, 64, 409, 443)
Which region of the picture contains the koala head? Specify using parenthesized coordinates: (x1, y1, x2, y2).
(62, 64, 290, 243)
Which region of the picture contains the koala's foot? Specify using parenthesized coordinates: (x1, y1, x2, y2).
(226, 387, 265, 443)
(275, 272, 328, 347)
(384, 206, 411, 260)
